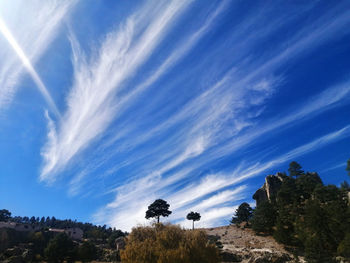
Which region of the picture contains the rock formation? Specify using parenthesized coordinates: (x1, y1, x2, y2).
(252, 173, 285, 206)
(206, 225, 300, 263)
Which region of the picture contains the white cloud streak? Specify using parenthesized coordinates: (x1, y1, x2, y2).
(95, 124, 350, 230)
(33, 1, 350, 230)
(0, 0, 76, 113)
(40, 0, 193, 181)
(0, 18, 60, 117)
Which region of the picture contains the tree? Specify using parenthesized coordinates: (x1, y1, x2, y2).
(77, 241, 98, 263)
(347, 159, 350, 176)
(45, 233, 76, 263)
(186, 211, 201, 230)
(40, 216, 45, 226)
(231, 202, 253, 225)
(288, 161, 304, 178)
(0, 209, 11, 222)
(145, 199, 172, 223)
(251, 201, 277, 234)
(340, 181, 350, 191)
(338, 233, 350, 258)
(29, 216, 36, 225)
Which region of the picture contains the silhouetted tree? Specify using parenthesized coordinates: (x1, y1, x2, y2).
(340, 180, 350, 191)
(145, 199, 172, 223)
(30, 216, 36, 225)
(231, 202, 253, 225)
(0, 209, 11, 221)
(347, 159, 350, 176)
(186, 211, 201, 230)
(288, 161, 304, 178)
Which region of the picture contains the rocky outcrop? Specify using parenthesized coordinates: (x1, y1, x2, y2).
(206, 225, 301, 263)
(115, 236, 126, 251)
(253, 173, 285, 206)
(220, 249, 293, 263)
(0, 246, 33, 263)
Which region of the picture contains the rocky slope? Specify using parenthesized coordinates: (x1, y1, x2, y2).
(205, 225, 303, 263)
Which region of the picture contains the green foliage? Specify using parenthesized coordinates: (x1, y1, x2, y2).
(231, 202, 253, 225)
(251, 201, 276, 234)
(186, 211, 201, 230)
(295, 172, 322, 200)
(347, 159, 350, 176)
(340, 180, 350, 191)
(29, 231, 50, 255)
(120, 223, 220, 263)
(337, 233, 350, 259)
(304, 235, 335, 263)
(251, 160, 350, 262)
(0, 209, 11, 222)
(1, 209, 126, 262)
(77, 241, 98, 262)
(145, 199, 172, 223)
(44, 233, 76, 263)
(288, 161, 304, 178)
(273, 206, 296, 245)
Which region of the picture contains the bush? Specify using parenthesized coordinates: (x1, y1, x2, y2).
(120, 223, 220, 263)
(337, 233, 350, 259)
(44, 233, 77, 263)
(77, 241, 98, 262)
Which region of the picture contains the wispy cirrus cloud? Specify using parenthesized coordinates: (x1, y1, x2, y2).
(95, 124, 350, 230)
(0, 0, 76, 113)
(40, 0, 194, 182)
(35, 1, 350, 230)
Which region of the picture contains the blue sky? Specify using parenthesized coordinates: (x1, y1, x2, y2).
(0, 0, 350, 230)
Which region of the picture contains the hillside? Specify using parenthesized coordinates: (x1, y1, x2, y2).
(206, 225, 300, 263)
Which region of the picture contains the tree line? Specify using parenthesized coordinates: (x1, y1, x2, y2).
(230, 160, 350, 263)
(0, 210, 126, 241)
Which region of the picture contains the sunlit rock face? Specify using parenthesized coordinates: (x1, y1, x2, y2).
(253, 173, 285, 206)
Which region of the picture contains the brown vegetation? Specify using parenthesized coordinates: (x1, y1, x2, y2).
(120, 223, 220, 263)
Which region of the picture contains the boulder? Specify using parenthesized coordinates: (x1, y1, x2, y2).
(21, 249, 33, 262)
(4, 247, 22, 257)
(220, 250, 242, 262)
(4, 256, 24, 263)
(253, 173, 285, 206)
(115, 236, 126, 251)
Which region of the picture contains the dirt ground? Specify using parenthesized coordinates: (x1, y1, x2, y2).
(205, 225, 288, 253)
(204, 225, 303, 263)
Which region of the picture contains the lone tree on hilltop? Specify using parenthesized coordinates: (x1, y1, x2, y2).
(231, 202, 253, 225)
(145, 199, 172, 223)
(288, 161, 304, 178)
(187, 211, 201, 230)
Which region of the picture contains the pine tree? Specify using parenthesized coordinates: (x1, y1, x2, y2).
(186, 211, 201, 230)
(251, 201, 277, 234)
(288, 161, 304, 178)
(231, 203, 253, 225)
(145, 199, 172, 223)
